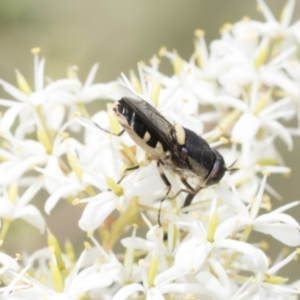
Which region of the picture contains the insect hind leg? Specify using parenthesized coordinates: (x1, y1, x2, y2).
(157, 161, 172, 227)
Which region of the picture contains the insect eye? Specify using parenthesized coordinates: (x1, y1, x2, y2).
(206, 151, 226, 185)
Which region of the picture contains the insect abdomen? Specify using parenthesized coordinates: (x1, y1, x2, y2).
(115, 99, 167, 153)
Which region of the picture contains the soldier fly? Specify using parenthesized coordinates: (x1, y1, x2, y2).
(113, 85, 228, 225)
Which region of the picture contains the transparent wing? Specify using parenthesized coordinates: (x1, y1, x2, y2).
(115, 84, 143, 100)
(116, 84, 177, 152)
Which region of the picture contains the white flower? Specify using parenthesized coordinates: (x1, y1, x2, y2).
(0, 49, 80, 135)
(0, 253, 20, 275)
(232, 249, 300, 299)
(175, 220, 268, 277)
(0, 132, 48, 186)
(216, 196, 300, 248)
(3, 245, 122, 300)
(112, 259, 187, 300)
(0, 179, 45, 234)
(0, 1, 300, 299)
(69, 63, 119, 103)
(78, 154, 165, 231)
(257, 0, 296, 39)
(227, 82, 295, 150)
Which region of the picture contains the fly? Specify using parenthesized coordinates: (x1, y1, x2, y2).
(113, 85, 228, 225)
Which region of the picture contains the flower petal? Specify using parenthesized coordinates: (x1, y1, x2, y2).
(19, 179, 43, 207)
(69, 273, 113, 296)
(78, 192, 118, 231)
(15, 204, 46, 233)
(112, 283, 144, 300)
(0, 104, 24, 132)
(215, 239, 268, 275)
(175, 238, 212, 273)
(264, 120, 293, 150)
(121, 237, 154, 252)
(256, 212, 299, 228)
(0, 79, 28, 102)
(255, 223, 300, 246)
(196, 271, 229, 300)
(0, 197, 14, 217)
(146, 288, 164, 300)
(231, 113, 260, 143)
(45, 184, 79, 214)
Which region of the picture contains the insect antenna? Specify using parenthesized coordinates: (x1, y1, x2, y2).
(76, 116, 125, 136)
(227, 159, 239, 172)
(94, 122, 125, 137)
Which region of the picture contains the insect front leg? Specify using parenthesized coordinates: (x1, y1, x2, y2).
(182, 185, 202, 208)
(170, 175, 196, 200)
(157, 161, 172, 227)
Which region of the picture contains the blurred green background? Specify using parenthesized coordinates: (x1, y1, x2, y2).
(1, 0, 300, 281)
(0, 0, 291, 82)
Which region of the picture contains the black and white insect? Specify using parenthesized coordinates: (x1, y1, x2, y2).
(113, 85, 228, 225)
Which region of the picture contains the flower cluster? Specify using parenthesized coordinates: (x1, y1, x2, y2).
(0, 0, 300, 299)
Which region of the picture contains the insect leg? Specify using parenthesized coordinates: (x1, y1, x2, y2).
(169, 176, 195, 199)
(182, 185, 202, 208)
(94, 122, 125, 136)
(117, 165, 140, 184)
(157, 161, 172, 226)
(180, 176, 194, 191)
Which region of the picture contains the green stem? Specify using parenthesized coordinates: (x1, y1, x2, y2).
(0, 218, 11, 241)
(77, 102, 90, 119)
(35, 106, 53, 154)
